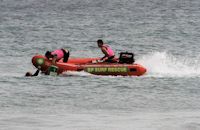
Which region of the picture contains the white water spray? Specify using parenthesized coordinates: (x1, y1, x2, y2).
(61, 71, 93, 77)
(137, 52, 200, 77)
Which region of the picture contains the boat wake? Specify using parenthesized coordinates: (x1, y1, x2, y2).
(61, 71, 123, 78)
(137, 52, 200, 77)
(61, 71, 93, 77)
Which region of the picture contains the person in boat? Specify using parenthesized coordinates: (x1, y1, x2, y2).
(25, 66, 41, 77)
(45, 49, 69, 64)
(96, 39, 115, 63)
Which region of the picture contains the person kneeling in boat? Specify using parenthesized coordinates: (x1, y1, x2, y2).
(95, 39, 116, 63)
(25, 66, 41, 77)
(45, 49, 69, 64)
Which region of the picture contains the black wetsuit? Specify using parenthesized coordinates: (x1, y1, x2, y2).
(32, 69, 40, 76)
(61, 49, 70, 62)
(101, 55, 115, 63)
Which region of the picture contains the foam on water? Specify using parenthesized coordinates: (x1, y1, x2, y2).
(61, 71, 125, 79)
(61, 71, 93, 77)
(137, 52, 200, 77)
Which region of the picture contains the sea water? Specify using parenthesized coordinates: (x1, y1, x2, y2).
(0, 0, 200, 130)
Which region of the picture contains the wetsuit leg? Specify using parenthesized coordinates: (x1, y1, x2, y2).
(104, 56, 115, 63)
(62, 49, 70, 62)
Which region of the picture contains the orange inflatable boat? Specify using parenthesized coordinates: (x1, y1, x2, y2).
(32, 54, 147, 76)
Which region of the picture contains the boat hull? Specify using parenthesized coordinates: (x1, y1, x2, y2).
(32, 55, 147, 76)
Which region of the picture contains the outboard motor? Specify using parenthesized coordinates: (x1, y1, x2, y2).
(119, 52, 135, 64)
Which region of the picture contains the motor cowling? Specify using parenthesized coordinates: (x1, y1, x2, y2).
(119, 52, 135, 64)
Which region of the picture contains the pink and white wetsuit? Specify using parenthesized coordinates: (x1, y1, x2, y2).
(102, 44, 115, 57)
(51, 49, 64, 61)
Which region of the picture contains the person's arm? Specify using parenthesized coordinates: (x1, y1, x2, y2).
(32, 69, 40, 76)
(100, 55, 107, 60)
(52, 55, 57, 64)
(100, 47, 109, 60)
(32, 66, 41, 76)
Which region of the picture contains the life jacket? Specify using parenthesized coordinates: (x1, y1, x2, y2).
(102, 44, 115, 57)
(51, 49, 64, 61)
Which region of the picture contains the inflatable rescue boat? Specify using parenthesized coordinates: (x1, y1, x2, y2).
(32, 52, 147, 76)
